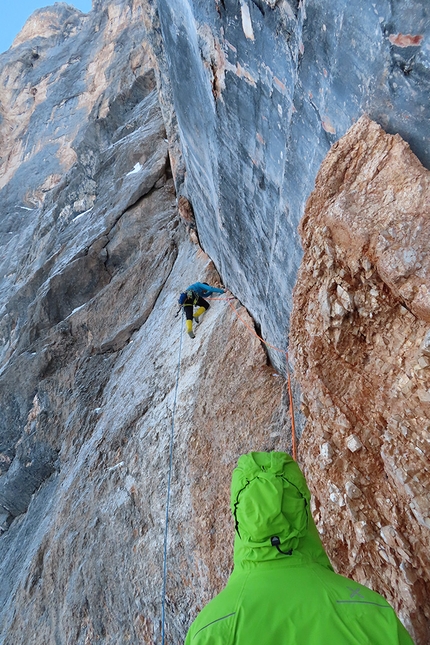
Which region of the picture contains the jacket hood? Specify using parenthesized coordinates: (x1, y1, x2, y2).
(230, 452, 332, 570)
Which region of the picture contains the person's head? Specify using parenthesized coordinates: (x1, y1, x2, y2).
(231, 452, 309, 557)
(230, 452, 331, 569)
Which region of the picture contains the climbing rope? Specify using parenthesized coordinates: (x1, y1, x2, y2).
(161, 311, 184, 645)
(161, 296, 296, 639)
(209, 296, 297, 460)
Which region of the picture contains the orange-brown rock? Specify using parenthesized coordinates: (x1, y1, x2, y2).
(178, 195, 196, 228)
(291, 115, 430, 643)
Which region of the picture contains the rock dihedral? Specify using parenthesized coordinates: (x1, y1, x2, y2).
(155, 0, 430, 368)
(290, 116, 430, 643)
(0, 1, 428, 645)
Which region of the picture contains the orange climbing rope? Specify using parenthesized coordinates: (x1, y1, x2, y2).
(209, 296, 297, 461)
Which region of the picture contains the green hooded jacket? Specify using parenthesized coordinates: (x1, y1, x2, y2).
(184, 452, 414, 645)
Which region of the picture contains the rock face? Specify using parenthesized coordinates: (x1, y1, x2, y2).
(290, 116, 430, 643)
(0, 4, 292, 644)
(0, 1, 428, 644)
(155, 0, 430, 367)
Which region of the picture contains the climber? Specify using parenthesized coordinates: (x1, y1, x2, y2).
(178, 282, 225, 338)
(184, 451, 414, 645)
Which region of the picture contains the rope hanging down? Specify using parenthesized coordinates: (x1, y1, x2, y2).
(161, 297, 296, 641)
(210, 296, 297, 460)
(161, 312, 184, 645)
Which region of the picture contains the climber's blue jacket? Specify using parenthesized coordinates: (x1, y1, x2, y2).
(184, 452, 414, 645)
(185, 282, 225, 298)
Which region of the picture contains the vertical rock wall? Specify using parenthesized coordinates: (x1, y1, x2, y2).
(290, 116, 430, 643)
(0, 3, 293, 643)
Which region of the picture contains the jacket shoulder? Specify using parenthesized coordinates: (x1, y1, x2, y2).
(185, 578, 244, 645)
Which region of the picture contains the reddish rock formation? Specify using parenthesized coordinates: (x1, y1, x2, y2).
(291, 115, 430, 643)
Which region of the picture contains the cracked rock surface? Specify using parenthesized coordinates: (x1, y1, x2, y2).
(291, 116, 430, 643)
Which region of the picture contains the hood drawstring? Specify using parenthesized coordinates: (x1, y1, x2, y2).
(271, 536, 293, 556)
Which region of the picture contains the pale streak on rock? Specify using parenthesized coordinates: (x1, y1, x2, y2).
(240, 2, 255, 41)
